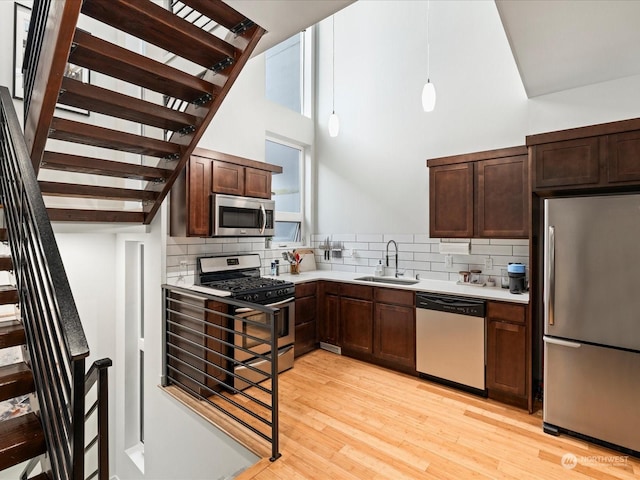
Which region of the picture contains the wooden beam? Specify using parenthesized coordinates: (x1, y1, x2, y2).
(24, 1, 83, 173)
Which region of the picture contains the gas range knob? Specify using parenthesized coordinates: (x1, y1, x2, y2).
(253, 294, 259, 301)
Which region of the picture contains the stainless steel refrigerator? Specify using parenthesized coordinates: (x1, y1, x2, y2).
(543, 194, 640, 454)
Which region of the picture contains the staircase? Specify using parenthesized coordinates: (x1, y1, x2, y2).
(0, 232, 47, 479)
(23, 0, 265, 224)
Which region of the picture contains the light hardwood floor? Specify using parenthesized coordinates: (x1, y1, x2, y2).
(166, 349, 639, 479)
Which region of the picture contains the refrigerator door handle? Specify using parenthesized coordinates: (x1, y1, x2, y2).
(543, 336, 581, 348)
(546, 225, 556, 326)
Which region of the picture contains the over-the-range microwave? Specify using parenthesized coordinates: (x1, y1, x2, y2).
(212, 194, 275, 237)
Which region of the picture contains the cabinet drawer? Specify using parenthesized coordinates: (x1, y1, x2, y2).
(487, 301, 526, 325)
(374, 287, 414, 307)
(340, 283, 373, 300)
(321, 281, 340, 296)
(295, 281, 317, 298)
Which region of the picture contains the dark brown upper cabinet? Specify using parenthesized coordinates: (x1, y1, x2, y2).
(427, 146, 529, 239)
(170, 148, 281, 237)
(429, 163, 474, 238)
(527, 117, 640, 193)
(477, 155, 529, 238)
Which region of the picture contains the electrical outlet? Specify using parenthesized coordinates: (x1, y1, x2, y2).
(484, 257, 493, 270)
(445, 254, 453, 269)
(179, 259, 188, 272)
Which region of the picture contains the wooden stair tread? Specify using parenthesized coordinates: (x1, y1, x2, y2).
(69, 29, 217, 103)
(0, 321, 25, 349)
(49, 117, 182, 158)
(0, 286, 18, 306)
(47, 209, 145, 223)
(39, 181, 159, 202)
(41, 151, 172, 182)
(0, 363, 34, 403)
(82, 0, 237, 70)
(0, 413, 46, 471)
(0, 255, 12, 271)
(58, 77, 201, 132)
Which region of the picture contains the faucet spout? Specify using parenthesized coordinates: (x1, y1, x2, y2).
(386, 240, 399, 277)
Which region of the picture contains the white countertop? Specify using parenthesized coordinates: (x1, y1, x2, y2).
(268, 270, 529, 304)
(172, 270, 529, 304)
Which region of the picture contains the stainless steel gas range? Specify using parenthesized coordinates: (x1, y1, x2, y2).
(196, 253, 295, 390)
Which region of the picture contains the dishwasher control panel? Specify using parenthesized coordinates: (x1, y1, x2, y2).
(416, 293, 485, 317)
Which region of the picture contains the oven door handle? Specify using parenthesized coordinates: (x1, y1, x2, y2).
(235, 297, 295, 314)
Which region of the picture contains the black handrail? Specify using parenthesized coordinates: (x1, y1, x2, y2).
(84, 359, 112, 480)
(22, 0, 51, 123)
(162, 285, 281, 461)
(1, 86, 110, 480)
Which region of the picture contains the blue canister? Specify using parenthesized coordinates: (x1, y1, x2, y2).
(507, 263, 526, 294)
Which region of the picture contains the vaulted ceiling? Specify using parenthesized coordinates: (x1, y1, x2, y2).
(227, 0, 640, 99)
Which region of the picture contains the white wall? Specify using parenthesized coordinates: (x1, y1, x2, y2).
(314, 0, 528, 234)
(312, 0, 640, 236)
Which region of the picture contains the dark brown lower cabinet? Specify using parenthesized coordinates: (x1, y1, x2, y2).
(373, 303, 415, 368)
(318, 282, 340, 346)
(295, 282, 317, 357)
(341, 297, 373, 355)
(486, 301, 528, 408)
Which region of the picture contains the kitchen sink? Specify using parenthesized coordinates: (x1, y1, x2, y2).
(354, 276, 420, 286)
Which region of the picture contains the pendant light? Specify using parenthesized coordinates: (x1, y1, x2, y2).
(328, 15, 340, 137)
(422, 0, 436, 112)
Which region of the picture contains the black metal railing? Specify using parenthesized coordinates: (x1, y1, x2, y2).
(162, 285, 282, 461)
(0, 86, 111, 480)
(170, 0, 219, 32)
(22, 0, 51, 123)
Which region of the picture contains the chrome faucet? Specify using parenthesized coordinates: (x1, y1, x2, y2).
(386, 240, 400, 277)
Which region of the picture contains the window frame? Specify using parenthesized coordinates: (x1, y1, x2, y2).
(266, 137, 305, 247)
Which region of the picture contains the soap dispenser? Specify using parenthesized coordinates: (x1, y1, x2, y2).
(375, 260, 384, 277)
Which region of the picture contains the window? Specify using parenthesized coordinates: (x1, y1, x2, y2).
(266, 140, 303, 243)
(265, 33, 303, 114)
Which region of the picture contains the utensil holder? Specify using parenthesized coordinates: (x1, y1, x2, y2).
(290, 263, 300, 274)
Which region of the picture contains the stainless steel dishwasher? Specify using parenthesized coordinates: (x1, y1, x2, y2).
(416, 293, 486, 395)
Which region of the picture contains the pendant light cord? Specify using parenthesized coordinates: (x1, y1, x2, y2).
(332, 15, 336, 113)
(426, 0, 431, 82)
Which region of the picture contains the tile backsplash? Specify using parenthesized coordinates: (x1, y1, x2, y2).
(166, 234, 529, 285)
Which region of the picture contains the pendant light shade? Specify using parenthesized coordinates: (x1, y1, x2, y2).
(422, 80, 436, 112)
(328, 15, 339, 137)
(328, 111, 340, 137)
